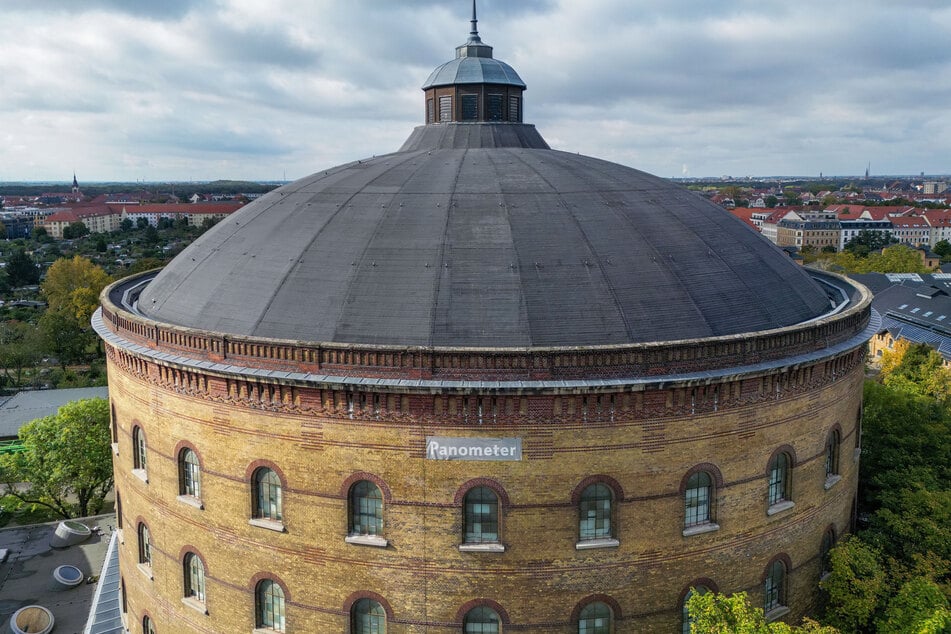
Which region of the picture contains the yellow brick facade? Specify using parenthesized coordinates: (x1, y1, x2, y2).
(107, 344, 864, 633)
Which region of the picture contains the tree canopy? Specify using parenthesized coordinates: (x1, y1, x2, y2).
(686, 591, 839, 633)
(844, 230, 898, 257)
(0, 398, 113, 518)
(6, 248, 40, 286)
(41, 255, 112, 323)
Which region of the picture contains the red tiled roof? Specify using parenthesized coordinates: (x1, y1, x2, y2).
(109, 202, 243, 214)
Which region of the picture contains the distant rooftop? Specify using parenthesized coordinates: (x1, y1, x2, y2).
(0, 387, 109, 439)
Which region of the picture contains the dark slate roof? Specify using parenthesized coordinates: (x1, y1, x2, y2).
(138, 125, 832, 348)
(422, 56, 526, 89)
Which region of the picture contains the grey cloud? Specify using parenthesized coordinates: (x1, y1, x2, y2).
(4, 0, 198, 19)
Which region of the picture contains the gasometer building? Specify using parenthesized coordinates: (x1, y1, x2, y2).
(95, 6, 874, 633)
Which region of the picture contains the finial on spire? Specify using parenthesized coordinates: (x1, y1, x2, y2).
(468, 0, 482, 43)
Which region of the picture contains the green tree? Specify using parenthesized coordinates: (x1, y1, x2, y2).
(686, 591, 839, 633)
(844, 230, 897, 257)
(62, 221, 90, 239)
(880, 342, 951, 404)
(821, 538, 888, 633)
(0, 398, 113, 518)
(0, 221, 6, 239)
(5, 248, 40, 286)
(38, 309, 93, 368)
(765, 195, 778, 208)
(41, 255, 112, 324)
(143, 224, 159, 244)
(868, 245, 931, 273)
(0, 320, 41, 387)
(119, 217, 134, 232)
(876, 578, 951, 634)
(934, 239, 951, 261)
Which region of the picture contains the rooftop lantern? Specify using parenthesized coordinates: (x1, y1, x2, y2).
(421, 0, 526, 124)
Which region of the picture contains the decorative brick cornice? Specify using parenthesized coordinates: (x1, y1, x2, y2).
(103, 343, 866, 426)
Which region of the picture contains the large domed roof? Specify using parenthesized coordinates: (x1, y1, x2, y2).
(135, 7, 833, 348)
(138, 127, 831, 347)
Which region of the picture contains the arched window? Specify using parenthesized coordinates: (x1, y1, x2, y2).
(110, 403, 118, 444)
(579, 484, 613, 541)
(255, 579, 286, 632)
(116, 492, 123, 529)
(179, 448, 201, 499)
(767, 452, 791, 508)
(464, 487, 499, 544)
(764, 560, 787, 613)
(463, 606, 501, 634)
(184, 552, 206, 603)
(253, 468, 283, 521)
(825, 430, 840, 479)
(684, 471, 713, 528)
(682, 586, 710, 634)
(349, 481, 383, 536)
(143, 615, 155, 634)
(578, 601, 612, 633)
(133, 426, 147, 472)
(351, 598, 386, 633)
(137, 523, 151, 566)
(820, 529, 836, 579)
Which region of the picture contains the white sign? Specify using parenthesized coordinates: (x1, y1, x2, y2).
(425, 436, 522, 461)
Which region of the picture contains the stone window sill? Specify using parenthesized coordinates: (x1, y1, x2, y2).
(767, 500, 795, 516)
(765, 606, 790, 622)
(131, 468, 148, 484)
(575, 537, 620, 550)
(459, 543, 505, 553)
(137, 562, 153, 580)
(177, 494, 204, 510)
(115, 528, 124, 544)
(824, 474, 842, 490)
(683, 522, 720, 537)
(345, 534, 388, 548)
(248, 518, 285, 533)
(111, 443, 119, 456)
(182, 597, 208, 615)
(853, 447, 862, 461)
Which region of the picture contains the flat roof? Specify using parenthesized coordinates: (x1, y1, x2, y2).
(0, 515, 116, 633)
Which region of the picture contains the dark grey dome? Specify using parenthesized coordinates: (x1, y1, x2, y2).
(422, 56, 525, 90)
(138, 124, 832, 348)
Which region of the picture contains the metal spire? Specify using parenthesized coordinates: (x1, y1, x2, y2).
(469, 0, 482, 43)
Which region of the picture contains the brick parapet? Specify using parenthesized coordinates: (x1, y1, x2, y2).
(99, 271, 872, 383)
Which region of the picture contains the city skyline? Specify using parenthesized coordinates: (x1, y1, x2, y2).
(2, 0, 949, 182)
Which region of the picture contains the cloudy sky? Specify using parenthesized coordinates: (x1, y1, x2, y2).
(1, 0, 949, 183)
